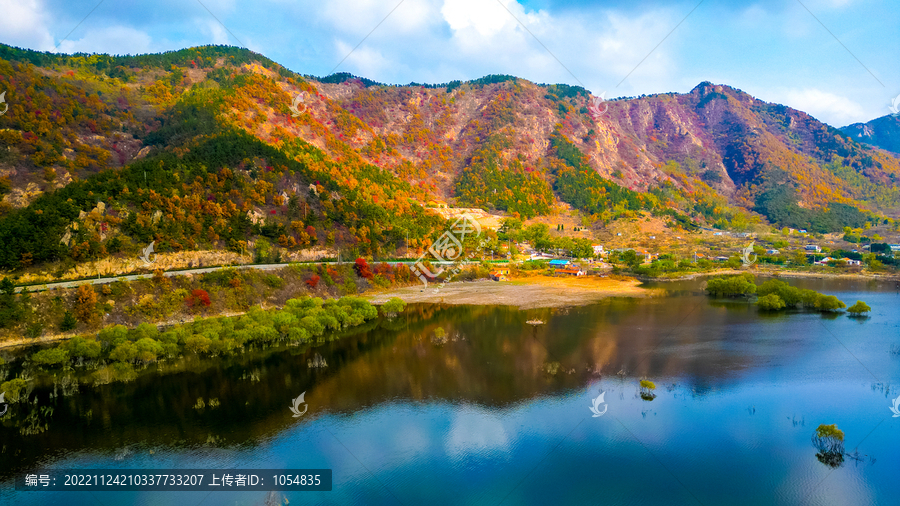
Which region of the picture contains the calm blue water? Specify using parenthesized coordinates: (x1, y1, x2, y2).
(1, 277, 899, 505)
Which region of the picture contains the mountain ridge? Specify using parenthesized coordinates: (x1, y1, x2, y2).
(1, 42, 899, 271)
(840, 114, 900, 155)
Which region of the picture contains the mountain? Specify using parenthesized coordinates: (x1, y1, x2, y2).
(1, 42, 899, 272)
(841, 114, 900, 155)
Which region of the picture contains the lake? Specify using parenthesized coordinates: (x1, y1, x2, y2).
(1, 276, 899, 505)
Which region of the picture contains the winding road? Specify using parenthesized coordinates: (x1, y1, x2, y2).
(13, 260, 480, 293)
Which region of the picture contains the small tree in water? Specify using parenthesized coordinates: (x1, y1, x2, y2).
(812, 424, 845, 468)
(431, 326, 447, 345)
(639, 380, 657, 401)
(846, 300, 871, 316)
(381, 297, 406, 318)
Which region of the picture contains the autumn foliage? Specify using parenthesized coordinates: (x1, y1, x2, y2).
(185, 289, 211, 307)
(74, 285, 98, 323)
(354, 258, 373, 279)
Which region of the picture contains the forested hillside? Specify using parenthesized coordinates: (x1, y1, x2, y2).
(1, 43, 900, 273)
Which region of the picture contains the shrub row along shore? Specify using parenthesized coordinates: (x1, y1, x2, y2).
(0, 295, 406, 403)
(705, 273, 871, 314)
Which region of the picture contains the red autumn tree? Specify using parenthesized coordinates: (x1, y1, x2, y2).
(305, 275, 320, 288)
(354, 258, 373, 279)
(186, 289, 211, 307)
(374, 262, 395, 281)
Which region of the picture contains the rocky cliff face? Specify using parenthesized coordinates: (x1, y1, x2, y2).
(841, 114, 900, 155)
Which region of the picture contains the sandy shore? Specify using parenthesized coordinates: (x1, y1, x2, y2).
(366, 276, 655, 309)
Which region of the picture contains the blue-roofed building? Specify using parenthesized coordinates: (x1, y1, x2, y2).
(548, 259, 571, 267)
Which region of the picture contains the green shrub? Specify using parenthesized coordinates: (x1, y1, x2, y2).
(98, 324, 128, 348)
(758, 279, 840, 311)
(262, 274, 285, 289)
(846, 300, 871, 315)
(109, 341, 138, 362)
(814, 294, 846, 312)
(0, 378, 27, 403)
(705, 274, 756, 297)
(59, 310, 77, 331)
(64, 336, 101, 359)
(371, 274, 391, 288)
(134, 338, 164, 362)
(31, 347, 69, 367)
(300, 316, 325, 336)
(382, 297, 406, 316)
(757, 293, 785, 310)
(342, 276, 358, 295)
(184, 335, 211, 354)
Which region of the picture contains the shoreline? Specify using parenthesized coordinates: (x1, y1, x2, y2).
(365, 275, 656, 309)
(633, 267, 900, 283)
(4, 268, 892, 351)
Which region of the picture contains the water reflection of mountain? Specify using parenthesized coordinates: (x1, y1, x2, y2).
(0, 291, 862, 477)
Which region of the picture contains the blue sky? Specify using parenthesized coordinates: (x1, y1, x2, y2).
(0, 0, 897, 127)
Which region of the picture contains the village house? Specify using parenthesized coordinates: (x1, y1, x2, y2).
(804, 245, 821, 252)
(814, 257, 861, 267)
(490, 268, 510, 281)
(554, 267, 585, 276)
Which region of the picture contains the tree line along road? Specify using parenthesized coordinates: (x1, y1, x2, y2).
(12, 260, 484, 293)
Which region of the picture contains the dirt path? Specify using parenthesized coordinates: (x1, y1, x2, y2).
(366, 276, 654, 309)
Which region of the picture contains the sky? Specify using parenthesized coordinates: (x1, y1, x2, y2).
(0, 0, 897, 127)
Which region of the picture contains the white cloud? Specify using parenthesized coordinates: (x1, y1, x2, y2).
(587, 9, 678, 85)
(780, 88, 866, 126)
(0, 0, 55, 51)
(56, 26, 154, 55)
(201, 19, 232, 45)
(441, 0, 518, 38)
(332, 40, 396, 77)
(433, 1, 680, 94)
